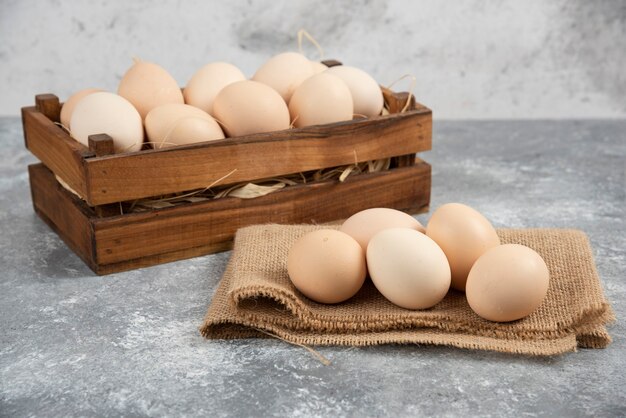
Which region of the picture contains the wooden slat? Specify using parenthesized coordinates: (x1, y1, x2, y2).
(28, 164, 97, 271)
(22, 106, 93, 199)
(93, 160, 431, 268)
(94, 242, 234, 275)
(84, 108, 432, 205)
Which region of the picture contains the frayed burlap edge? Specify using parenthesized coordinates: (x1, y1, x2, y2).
(199, 262, 611, 356)
(226, 285, 615, 341)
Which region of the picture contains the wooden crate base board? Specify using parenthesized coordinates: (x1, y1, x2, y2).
(95, 242, 234, 275)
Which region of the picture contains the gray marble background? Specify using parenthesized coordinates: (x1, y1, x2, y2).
(1, 0, 625, 118)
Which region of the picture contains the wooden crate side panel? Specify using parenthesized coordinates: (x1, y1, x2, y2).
(28, 164, 97, 270)
(93, 162, 431, 266)
(84, 109, 432, 205)
(94, 243, 234, 275)
(23, 108, 92, 198)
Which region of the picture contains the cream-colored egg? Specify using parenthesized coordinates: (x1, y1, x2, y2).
(145, 103, 224, 149)
(325, 65, 384, 117)
(310, 60, 328, 74)
(70, 92, 144, 153)
(287, 229, 366, 304)
(118, 60, 184, 119)
(426, 203, 500, 292)
(60, 88, 102, 129)
(183, 62, 246, 116)
(367, 228, 451, 310)
(288, 73, 353, 128)
(340, 208, 425, 251)
(466, 244, 550, 322)
(252, 52, 314, 102)
(213, 80, 290, 137)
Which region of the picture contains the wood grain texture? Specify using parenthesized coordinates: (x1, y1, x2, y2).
(93, 242, 234, 275)
(23, 92, 431, 206)
(29, 164, 97, 271)
(28, 161, 430, 275)
(26, 89, 433, 274)
(385, 89, 418, 169)
(35, 94, 61, 123)
(88, 134, 115, 157)
(88, 134, 117, 220)
(382, 87, 416, 114)
(84, 108, 432, 205)
(391, 154, 416, 168)
(94, 203, 122, 218)
(93, 160, 430, 268)
(23, 107, 93, 199)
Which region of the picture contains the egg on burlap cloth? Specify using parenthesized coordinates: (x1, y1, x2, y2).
(200, 225, 614, 356)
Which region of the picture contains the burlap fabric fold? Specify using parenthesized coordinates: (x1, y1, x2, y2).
(201, 225, 614, 355)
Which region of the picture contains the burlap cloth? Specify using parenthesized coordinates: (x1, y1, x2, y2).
(200, 225, 615, 355)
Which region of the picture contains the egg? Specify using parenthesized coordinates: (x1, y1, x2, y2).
(426, 203, 500, 292)
(213, 80, 290, 137)
(288, 73, 353, 128)
(340, 208, 425, 251)
(466, 244, 550, 322)
(183, 62, 246, 116)
(325, 65, 384, 117)
(310, 60, 328, 74)
(367, 228, 451, 310)
(252, 52, 314, 102)
(60, 88, 102, 129)
(287, 229, 366, 304)
(145, 103, 224, 149)
(70, 92, 144, 153)
(118, 59, 184, 119)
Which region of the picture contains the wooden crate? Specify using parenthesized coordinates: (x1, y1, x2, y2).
(23, 89, 432, 274)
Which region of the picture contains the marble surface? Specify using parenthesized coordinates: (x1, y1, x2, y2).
(1, 0, 625, 119)
(0, 118, 624, 416)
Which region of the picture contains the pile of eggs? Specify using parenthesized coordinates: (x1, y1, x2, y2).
(60, 53, 385, 153)
(287, 204, 550, 323)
